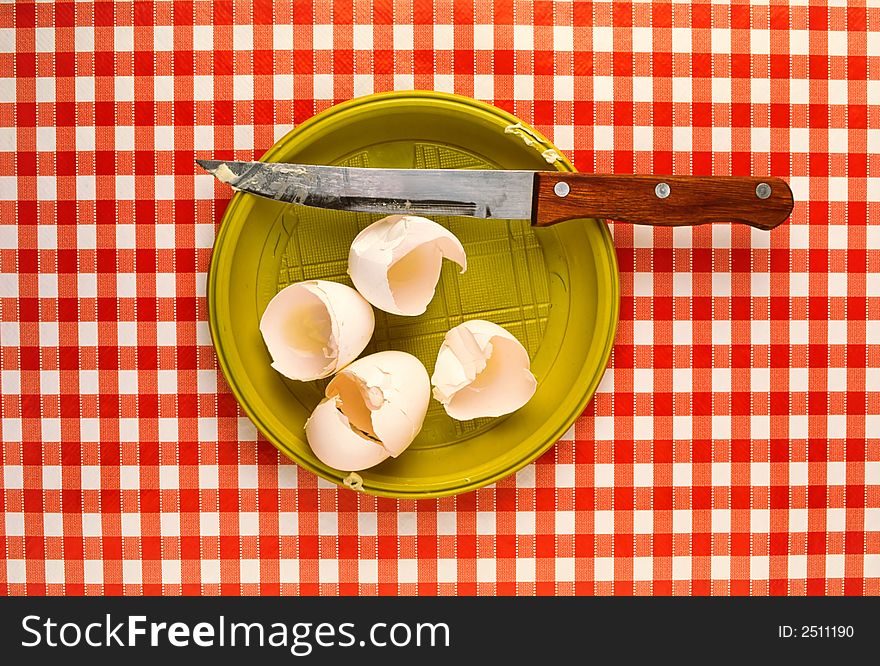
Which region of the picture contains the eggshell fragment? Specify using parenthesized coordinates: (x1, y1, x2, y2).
(348, 215, 467, 316)
(305, 351, 431, 472)
(431, 320, 537, 420)
(259, 280, 374, 381)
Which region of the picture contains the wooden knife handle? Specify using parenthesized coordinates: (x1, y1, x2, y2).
(532, 173, 794, 230)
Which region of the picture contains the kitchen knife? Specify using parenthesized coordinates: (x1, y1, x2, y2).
(196, 159, 794, 230)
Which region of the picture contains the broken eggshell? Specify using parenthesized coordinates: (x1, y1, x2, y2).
(431, 319, 537, 420)
(259, 280, 374, 382)
(348, 215, 467, 316)
(305, 351, 431, 472)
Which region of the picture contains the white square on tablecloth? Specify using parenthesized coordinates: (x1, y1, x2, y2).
(633, 510, 653, 534)
(788, 555, 807, 580)
(474, 24, 494, 49)
(83, 513, 101, 537)
(555, 511, 574, 534)
(594, 511, 614, 534)
(516, 511, 535, 534)
(632, 125, 652, 151)
(593, 26, 613, 51)
(789, 508, 808, 534)
(358, 560, 377, 584)
(399, 559, 418, 584)
(159, 418, 178, 442)
(319, 560, 339, 584)
(233, 24, 253, 51)
(240, 512, 259, 536)
(672, 557, 691, 581)
(593, 76, 614, 102)
(712, 462, 731, 487)
(750, 511, 768, 536)
(516, 558, 536, 582)
(672, 77, 692, 104)
(436, 511, 456, 536)
(711, 556, 731, 580)
(193, 75, 213, 101)
(37, 176, 56, 201)
(393, 24, 413, 50)
(36, 27, 54, 52)
(827, 508, 845, 532)
(162, 560, 182, 585)
(594, 415, 614, 441)
(119, 465, 141, 490)
(673, 463, 692, 487)
(673, 510, 691, 534)
(826, 554, 845, 579)
(633, 321, 653, 346)
(153, 25, 173, 51)
(434, 24, 453, 50)
(473, 74, 493, 99)
(751, 557, 770, 580)
(477, 557, 496, 583)
(278, 559, 302, 583)
(594, 557, 614, 582)
(201, 560, 220, 585)
(751, 127, 770, 152)
(352, 24, 372, 50)
(238, 464, 258, 488)
(515, 464, 535, 488)
(594, 463, 614, 488)
(789, 461, 808, 487)
(200, 513, 219, 537)
(241, 559, 260, 584)
(198, 418, 217, 442)
(121, 514, 140, 537)
(554, 25, 573, 51)
(712, 509, 731, 533)
(476, 511, 494, 535)
(84, 560, 103, 584)
(633, 557, 653, 581)
(556, 558, 575, 582)
(514, 24, 533, 50)
(159, 465, 178, 489)
(633, 463, 653, 487)
(712, 415, 730, 439)
(556, 463, 574, 488)
(43, 513, 63, 536)
(632, 27, 652, 52)
(45, 560, 65, 585)
(673, 368, 692, 393)
(437, 559, 457, 583)
(751, 463, 770, 487)
(358, 512, 376, 536)
(0, 176, 18, 201)
(161, 513, 180, 537)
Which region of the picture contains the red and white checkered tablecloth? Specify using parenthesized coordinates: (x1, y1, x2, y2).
(1, 0, 878, 596)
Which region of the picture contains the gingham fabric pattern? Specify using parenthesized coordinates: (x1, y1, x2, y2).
(1, 0, 878, 596)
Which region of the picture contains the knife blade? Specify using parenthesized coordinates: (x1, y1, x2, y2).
(196, 159, 794, 230)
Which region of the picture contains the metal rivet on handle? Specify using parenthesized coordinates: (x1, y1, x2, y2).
(756, 182, 772, 199)
(554, 181, 570, 198)
(655, 182, 671, 199)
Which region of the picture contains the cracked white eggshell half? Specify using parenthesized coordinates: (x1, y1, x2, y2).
(431, 319, 537, 420)
(259, 280, 374, 382)
(348, 215, 467, 316)
(305, 351, 431, 471)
